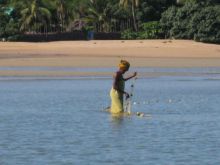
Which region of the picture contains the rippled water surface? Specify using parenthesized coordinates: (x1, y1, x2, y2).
(0, 71, 220, 165)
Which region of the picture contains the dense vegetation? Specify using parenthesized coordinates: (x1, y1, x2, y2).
(0, 0, 219, 43)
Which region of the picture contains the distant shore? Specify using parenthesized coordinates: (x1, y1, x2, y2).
(0, 40, 220, 77)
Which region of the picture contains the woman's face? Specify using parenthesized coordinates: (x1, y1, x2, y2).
(121, 67, 129, 73)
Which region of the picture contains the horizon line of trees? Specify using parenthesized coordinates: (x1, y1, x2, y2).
(0, 0, 220, 43)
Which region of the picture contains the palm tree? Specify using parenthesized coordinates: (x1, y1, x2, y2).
(51, 0, 80, 32)
(119, 0, 139, 31)
(17, 0, 51, 32)
(85, 0, 112, 32)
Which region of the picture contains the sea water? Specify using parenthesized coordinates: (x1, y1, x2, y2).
(0, 68, 220, 165)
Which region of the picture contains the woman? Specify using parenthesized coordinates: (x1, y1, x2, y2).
(110, 60, 137, 114)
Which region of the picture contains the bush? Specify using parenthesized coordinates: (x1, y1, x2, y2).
(160, 1, 220, 43)
(171, 2, 200, 39)
(192, 6, 220, 43)
(160, 1, 200, 39)
(121, 29, 138, 39)
(121, 21, 162, 39)
(137, 21, 162, 39)
(160, 6, 178, 38)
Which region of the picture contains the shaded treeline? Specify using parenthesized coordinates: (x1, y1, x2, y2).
(0, 0, 219, 43)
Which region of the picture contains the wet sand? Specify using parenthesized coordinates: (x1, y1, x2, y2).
(0, 40, 220, 77)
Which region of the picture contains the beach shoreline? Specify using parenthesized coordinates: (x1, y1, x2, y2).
(0, 40, 220, 77)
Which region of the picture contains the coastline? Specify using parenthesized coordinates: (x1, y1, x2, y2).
(0, 40, 220, 77)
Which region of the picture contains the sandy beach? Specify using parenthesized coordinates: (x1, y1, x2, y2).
(0, 40, 220, 77)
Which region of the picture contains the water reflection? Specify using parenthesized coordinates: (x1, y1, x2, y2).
(110, 113, 125, 128)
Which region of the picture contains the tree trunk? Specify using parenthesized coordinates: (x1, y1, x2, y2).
(131, 2, 138, 31)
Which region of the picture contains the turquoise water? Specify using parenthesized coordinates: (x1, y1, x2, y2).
(0, 68, 220, 165)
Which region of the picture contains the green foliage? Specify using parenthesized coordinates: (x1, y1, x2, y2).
(0, 0, 19, 39)
(1, 0, 219, 43)
(138, 21, 162, 39)
(121, 21, 162, 39)
(52, 0, 77, 30)
(4, 19, 19, 37)
(193, 5, 220, 43)
(19, 0, 52, 31)
(84, 0, 112, 32)
(184, 0, 220, 5)
(0, 11, 9, 38)
(160, 6, 177, 38)
(171, 1, 200, 39)
(136, 0, 176, 23)
(160, 1, 220, 43)
(84, 0, 131, 32)
(121, 29, 138, 39)
(0, 9, 19, 39)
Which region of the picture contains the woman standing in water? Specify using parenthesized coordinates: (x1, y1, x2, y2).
(110, 60, 137, 114)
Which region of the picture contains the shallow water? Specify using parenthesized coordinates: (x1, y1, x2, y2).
(1, 66, 220, 74)
(0, 72, 220, 164)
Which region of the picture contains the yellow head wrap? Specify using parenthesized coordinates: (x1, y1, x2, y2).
(119, 60, 130, 70)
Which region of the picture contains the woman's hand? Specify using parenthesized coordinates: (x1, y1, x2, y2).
(124, 72, 137, 81)
(133, 72, 137, 77)
(125, 92, 130, 99)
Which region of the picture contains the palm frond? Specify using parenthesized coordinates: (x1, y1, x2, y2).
(39, 7, 51, 20)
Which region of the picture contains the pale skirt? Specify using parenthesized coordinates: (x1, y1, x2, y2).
(110, 88, 124, 114)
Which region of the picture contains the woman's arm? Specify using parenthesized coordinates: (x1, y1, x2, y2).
(124, 72, 137, 81)
(113, 72, 129, 97)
